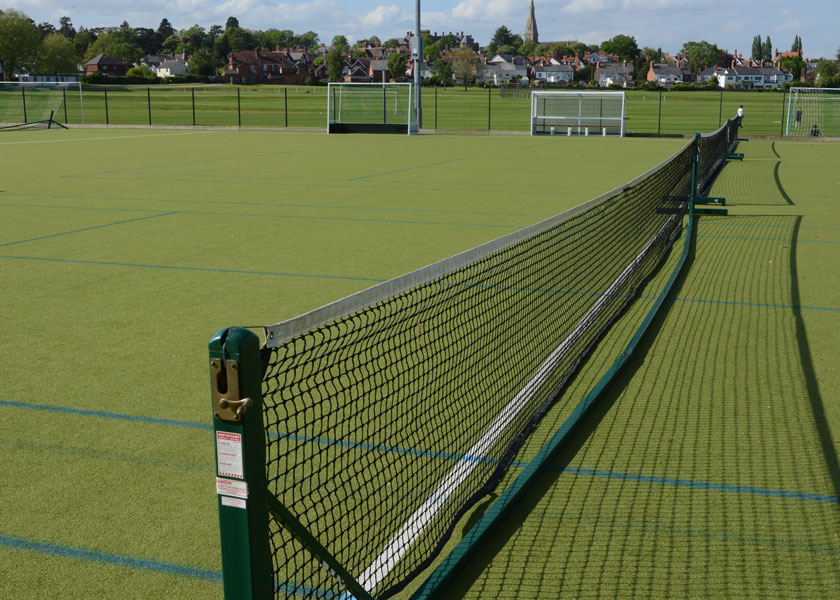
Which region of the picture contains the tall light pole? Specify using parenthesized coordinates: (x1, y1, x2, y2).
(413, 0, 422, 132)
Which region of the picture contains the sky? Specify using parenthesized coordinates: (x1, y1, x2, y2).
(7, 0, 839, 59)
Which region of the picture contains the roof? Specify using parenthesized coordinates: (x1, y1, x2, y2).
(85, 54, 126, 67)
(597, 63, 634, 74)
(726, 66, 786, 76)
(535, 64, 573, 72)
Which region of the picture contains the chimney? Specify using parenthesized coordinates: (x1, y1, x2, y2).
(731, 59, 735, 68)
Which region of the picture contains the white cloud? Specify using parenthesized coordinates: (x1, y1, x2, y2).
(563, 0, 618, 15)
(360, 5, 409, 29)
(452, 0, 520, 21)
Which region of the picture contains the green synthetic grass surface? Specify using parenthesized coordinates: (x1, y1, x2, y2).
(0, 129, 689, 598)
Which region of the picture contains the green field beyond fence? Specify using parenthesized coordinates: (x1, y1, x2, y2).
(0, 84, 802, 136)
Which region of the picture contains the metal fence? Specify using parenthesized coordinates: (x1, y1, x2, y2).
(7, 84, 794, 137)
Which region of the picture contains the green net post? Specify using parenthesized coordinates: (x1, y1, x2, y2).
(209, 327, 273, 599)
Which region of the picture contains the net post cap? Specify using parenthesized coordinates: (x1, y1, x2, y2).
(208, 327, 260, 356)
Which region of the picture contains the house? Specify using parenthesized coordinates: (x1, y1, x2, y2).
(344, 58, 372, 83)
(85, 54, 129, 77)
(773, 47, 803, 70)
(532, 64, 574, 84)
(369, 59, 391, 82)
(156, 59, 190, 79)
(479, 62, 529, 85)
(715, 63, 792, 89)
(647, 63, 692, 86)
(143, 53, 188, 69)
(223, 49, 308, 85)
(696, 67, 721, 85)
(595, 62, 634, 87)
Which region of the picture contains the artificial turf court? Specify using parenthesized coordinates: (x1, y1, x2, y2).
(0, 129, 838, 599)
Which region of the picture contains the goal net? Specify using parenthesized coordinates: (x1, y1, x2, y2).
(327, 83, 417, 134)
(785, 87, 840, 137)
(531, 91, 626, 137)
(0, 81, 83, 130)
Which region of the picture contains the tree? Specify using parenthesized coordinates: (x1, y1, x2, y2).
(126, 64, 154, 78)
(496, 45, 517, 56)
(681, 40, 723, 73)
(387, 51, 406, 81)
(518, 41, 536, 57)
(490, 25, 515, 50)
(37, 32, 78, 74)
(59, 16, 75, 38)
(157, 18, 174, 40)
(424, 41, 441, 60)
(815, 59, 840, 87)
(227, 28, 257, 52)
(367, 36, 381, 47)
(332, 35, 349, 52)
(764, 36, 772, 62)
(439, 33, 457, 48)
(430, 59, 452, 85)
(453, 47, 478, 90)
(791, 35, 802, 52)
(225, 16, 240, 30)
(383, 38, 400, 49)
(641, 46, 663, 62)
(84, 32, 141, 64)
(134, 28, 161, 55)
(780, 56, 806, 80)
(190, 50, 216, 78)
(74, 29, 95, 55)
(600, 34, 639, 62)
(751, 35, 763, 61)
(295, 31, 319, 50)
(534, 43, 551, 56)
(0, 9, 41, 75)
(326, 46, 344, 81)
(37, 22, 56, 39)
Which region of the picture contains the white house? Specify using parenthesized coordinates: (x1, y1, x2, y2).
(715, 65, 792, 89)
(533, 64, 574, 84)
(595, 63, 634, 87)
(646, 63, 692, 86)
(156, 59, 190, 79)
(479, 62, 529, 85)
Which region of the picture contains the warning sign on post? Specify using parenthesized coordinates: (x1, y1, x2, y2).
(216, 431, 244, 479)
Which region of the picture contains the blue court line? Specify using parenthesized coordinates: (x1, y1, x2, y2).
(0, 532, 221, 582)
(4, 399, 837, 507)
(674, 296, 840, 312)
(0, 212, 175, 248)
(349, 157, 467, 181)
(0, 255, 387, 283)
(548, 466, 840, 504)
(699, 234, 840, 245)
(0, 194, 548, 219)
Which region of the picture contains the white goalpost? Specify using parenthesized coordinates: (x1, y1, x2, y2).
(531, 91, 626, 137)
(785, 87, 840, 137)
(327, 82, 417, 135)
(0, 81, 84, 130)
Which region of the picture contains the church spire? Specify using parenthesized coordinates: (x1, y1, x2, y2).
(525, 0, 538, 44)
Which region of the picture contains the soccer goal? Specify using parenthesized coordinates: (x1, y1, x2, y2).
(785, 87, 840, 137)
(0, 81, 83, 130)
(327, 82, 417, 134)
(531, 91, 626, 137)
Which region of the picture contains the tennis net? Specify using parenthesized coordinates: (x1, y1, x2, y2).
(216, 120, 739, 599)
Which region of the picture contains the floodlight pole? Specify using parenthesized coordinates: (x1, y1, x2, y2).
(413, 0, 422, 131)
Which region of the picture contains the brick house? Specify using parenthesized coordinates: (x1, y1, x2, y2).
(85, 54, 129, 77)
(647, 63, 693, 86)
(223, 49, 309, 85)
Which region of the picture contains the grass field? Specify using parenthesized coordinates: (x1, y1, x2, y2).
(1, 83, 821, 137)
(1, 128, 838, 599)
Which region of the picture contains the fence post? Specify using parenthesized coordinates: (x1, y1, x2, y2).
(488, 85, 491, 131)
(657, 90, 662, 136)
(21, 86, 27, 123)
(435, 85, 438, 130)
(147, 87, 152, 126)
(192, 88, 196, 127)
(780, 90, 786, 137)
(284, 87, 288, 127)
(63, 88, 68, 123)
(237, 87, 241, 128)
(209, 327, 273, 599)
(104, 89, 109, 125)
(718, 89, 723, 127)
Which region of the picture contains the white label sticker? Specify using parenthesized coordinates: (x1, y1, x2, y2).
(221, 496, 247, 510)
(216, 477, 248, 499)
(216, 431, 244, 479)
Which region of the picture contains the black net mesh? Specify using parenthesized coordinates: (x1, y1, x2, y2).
(696, 119, 740, 192)
(258, 137, 708, 598)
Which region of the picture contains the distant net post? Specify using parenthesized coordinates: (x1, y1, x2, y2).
(0, 81, 82, 130)
(531, 90, 626, 137)
(327, 82, 417, 135)
(785, 87, 840, 137)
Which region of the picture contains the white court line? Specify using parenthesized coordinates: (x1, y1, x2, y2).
(0, 131, 214, 146)
(357, 210, 681, 592)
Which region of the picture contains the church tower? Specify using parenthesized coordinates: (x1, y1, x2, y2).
(525, 0, 538, 44)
